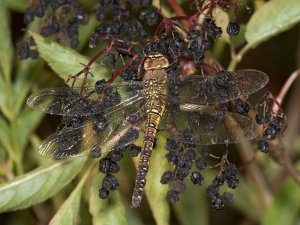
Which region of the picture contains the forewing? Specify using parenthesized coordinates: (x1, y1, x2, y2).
(167, 104, 258, 145)
(178, 69, 268, 105)
(27, 81, 144, 116)
(26, 87, 93, 116)
(38, 95, 146, 158)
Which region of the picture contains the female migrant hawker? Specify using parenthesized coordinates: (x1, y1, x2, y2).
(27, 52, 269, 207)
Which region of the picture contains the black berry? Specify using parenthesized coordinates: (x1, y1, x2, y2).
(190, 171, 204, 185)
(227, 22, 240, 36)
(161, 171, 172, 184)
(257, 140, 269, 153)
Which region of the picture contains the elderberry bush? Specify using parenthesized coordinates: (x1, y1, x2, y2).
(17, 0, 288, 213)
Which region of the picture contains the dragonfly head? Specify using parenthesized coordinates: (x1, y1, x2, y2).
(144, 52, 169, 70)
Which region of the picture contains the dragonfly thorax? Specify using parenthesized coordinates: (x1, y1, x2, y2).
(143, 79, 166, 99)
(144, 52, 169, 70)
(143, 70, 167, 99)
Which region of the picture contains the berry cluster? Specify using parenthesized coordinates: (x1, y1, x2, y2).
(19, 0, 89, 59)
(162, 136, 210, 204)
(17, 37, 39, 59)
(18, 0, 243, 76)
(254, 93, 287, 153)
(107, 12, 240, 79)
(89, 0, 159, 49)
(206, 163, 238, 210)
(161, 135, 237, 210)
(232, 94, 287, 154)
(204, 18, 223, 38)
(139, 9, 160, 26)
(231, 93, 287, 154)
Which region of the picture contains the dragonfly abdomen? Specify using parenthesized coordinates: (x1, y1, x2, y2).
(132, 99, 165, 208)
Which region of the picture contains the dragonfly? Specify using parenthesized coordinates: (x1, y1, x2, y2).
(27, 52, 269, 207)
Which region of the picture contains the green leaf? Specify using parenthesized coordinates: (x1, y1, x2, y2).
(245, 0, 300, 47)
(262, 161, 300, 225)
(233, 175, 265, 222)
(13, 59, 44, 116)
(16, 107, 43, 152)
(122, 201, 144, 225)
(4, 0, 28, 13)
(31, 32, 108, 86)
(49, 180, 82, 225)
(0, 146, 6, 160)
(173, 182, 208, 225)
(144, 132, 170, 225)
(0, 73, 4, 105)
(49, 162, 94, 225)
(0, 116, 12, 154)
(0, 73, 12, 119)
(78, 0, 98, 10)
(0, 2, 13, 80)
(89, 173, 128, 225)
(0, 158, 86, 212)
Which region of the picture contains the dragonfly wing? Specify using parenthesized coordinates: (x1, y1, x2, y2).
(178, 69, 269, 105)
(38, 96, 146, 158)
(27, 81, 144, 116)
(39, 120, 96, 158)
(168, 104, 258, 145)
(26, 87, 95, 116)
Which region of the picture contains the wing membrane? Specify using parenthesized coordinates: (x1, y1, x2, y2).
(38, 95, 146, 158)
(168, 104, 258, 145)
(178, 69, 268, 105)
(27, 81, 144, 116)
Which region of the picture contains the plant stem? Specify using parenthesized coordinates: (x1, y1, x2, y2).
(153, 0, 171, 17)
(166, 0, 189, 29)
(237, 142, 273, 208)
(227, 43, 252, 70)
(270, 139, 300, 185)
(276, 69, 300, 105)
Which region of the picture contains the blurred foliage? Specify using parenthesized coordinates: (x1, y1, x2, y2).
(1, 0, 300, 225)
